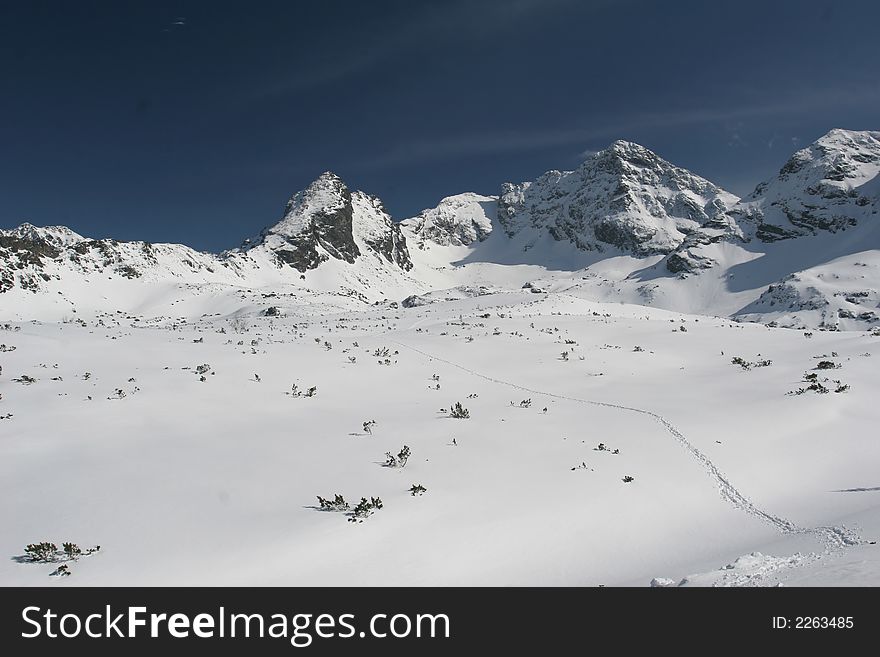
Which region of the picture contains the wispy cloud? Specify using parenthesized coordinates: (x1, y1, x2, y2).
(245, 0, 610, 103)
(353, 84, 880, 170)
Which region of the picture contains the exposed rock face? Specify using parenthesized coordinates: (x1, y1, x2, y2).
(0, 226, 64, 292)
(351, 191, 412, 271)
(256, 172, 361, 272)
(248, 172, 413, 273)
(496, 140, 739, 256)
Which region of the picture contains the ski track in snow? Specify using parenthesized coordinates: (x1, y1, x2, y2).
(392, 338, 864, 586)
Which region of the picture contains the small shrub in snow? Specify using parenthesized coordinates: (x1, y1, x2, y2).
(25, 542, 58, 562)
(622, 475, 635, 483)
(363, 420, 377, 435)
(288, 383, 317, 398)
(449, 402, 470, 419)
(816, 361, 840, 370)
(349, 497, 383, 521)
(316, 494, 350, 512)
(731, 356, 772, 370)
(384, 445, 411, 468)
(50, 564, 71, 577)
(409, 484, 427, 496)
(62, 542, 82, 560)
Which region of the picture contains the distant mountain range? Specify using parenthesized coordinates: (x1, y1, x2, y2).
(2, 128, 879, 329)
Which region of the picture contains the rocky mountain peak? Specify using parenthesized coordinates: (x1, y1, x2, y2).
(254, 172, 360, 271)
(745, 128, 880, 242)
(402, 193, 496, 248)
(244, 172, 413, 273)
(497, 140, 738, 255)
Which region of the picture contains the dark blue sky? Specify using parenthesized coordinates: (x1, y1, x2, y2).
(2, 0, 878, 251)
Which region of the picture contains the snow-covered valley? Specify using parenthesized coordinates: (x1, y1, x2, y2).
(1, 288, 878, 586)
(2, 129, 880, 586)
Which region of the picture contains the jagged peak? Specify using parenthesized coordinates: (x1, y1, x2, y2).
(791, 128, 880, 163)
(311, 170, 346, 186)
(3, 222, 86, 245)
(608, 139, 650, 153)
(295, 171, 349, 202)
(817, 128, 880, 145)
(765, 128, 880, 189)
(269, 172, 353, 237)
(602, 139, 660, 162)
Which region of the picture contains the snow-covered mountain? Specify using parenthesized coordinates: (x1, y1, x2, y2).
(0, 221, 225, 294)
(2, 130, 879, 329)
(0, 172, 422, 313)
(746, 128, 880, 242)
(242, 171, 412, 273)
(657, 129, 880, 328)
(495, 140, 740, 256)
(401, 192, 495, 248)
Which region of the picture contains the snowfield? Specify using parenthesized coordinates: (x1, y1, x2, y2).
(2, 289, 878, 586)
(2, 129, 879, 586)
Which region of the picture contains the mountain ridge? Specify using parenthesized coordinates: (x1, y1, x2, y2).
(3, 129, 879, 330)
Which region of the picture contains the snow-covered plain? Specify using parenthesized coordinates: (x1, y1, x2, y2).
(2, 287, 878, 586)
